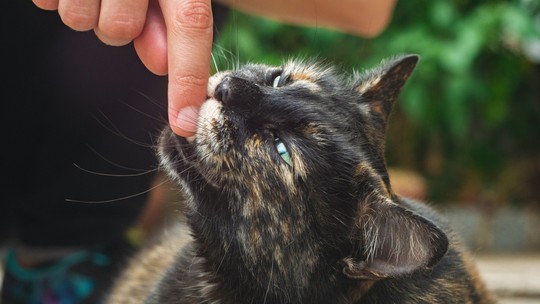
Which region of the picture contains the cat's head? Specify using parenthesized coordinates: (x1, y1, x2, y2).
(159, 55, 448, 287)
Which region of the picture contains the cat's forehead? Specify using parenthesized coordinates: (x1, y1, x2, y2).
(230, 63, 274, 78)
(283, 59, 337, 83)
(232, 60, 338, 83)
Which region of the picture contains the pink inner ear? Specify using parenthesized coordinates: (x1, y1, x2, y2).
(366, 258, 423, 278)
(342, 258, 384, 280)
(368, 213, 434, 266)
(341, 256, 419, 281)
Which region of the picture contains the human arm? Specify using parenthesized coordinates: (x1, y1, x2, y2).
(32, 0, 396, 137)
(214, 0, 397, 37)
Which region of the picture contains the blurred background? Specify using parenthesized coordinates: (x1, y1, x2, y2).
(2, 1, 538, 303)
(212, 0, 540, 302)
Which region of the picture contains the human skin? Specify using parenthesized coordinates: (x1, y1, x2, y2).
(32, 0, 397, 137)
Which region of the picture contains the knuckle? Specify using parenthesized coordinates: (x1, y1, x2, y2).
(100, 15, 145, 41)
(173, 74, 207, 89)
(60, 10, 97, 30)
(175, 1, 213, 31)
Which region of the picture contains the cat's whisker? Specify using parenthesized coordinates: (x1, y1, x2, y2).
(262, 258, 274, 304)
(132, 89, 168, 113)
(166, 108, 199, 125)
(65, 178, 170, 204)
(121, 97, 167, 124)
(211, 52, 220, 74)
(215, 239, 230, 273)
(169, 156, 197, 168)
(85, 145, 151, 172)
(73, 163, 159, 177)
(210, 46, 227, 71)
(93, 110, 159, 150)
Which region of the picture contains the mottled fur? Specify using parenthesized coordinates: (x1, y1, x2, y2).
(106, 55, 496, 303)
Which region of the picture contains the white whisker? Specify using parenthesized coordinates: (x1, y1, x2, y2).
(66, 179, 170, 204)
(73, 163, 158, 177)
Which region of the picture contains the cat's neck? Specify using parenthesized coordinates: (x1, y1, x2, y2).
(185, 194, 353, 303)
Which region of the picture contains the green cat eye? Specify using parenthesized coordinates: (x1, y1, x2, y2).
(272, 75, 281, 88)
(274, 138, 292, 166)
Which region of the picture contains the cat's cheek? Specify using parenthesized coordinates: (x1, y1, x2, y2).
(196, 99, 228, 155)
(290, 150, 308, 180)
(197, 99, 223, 139)
(198, 99, 224, 128)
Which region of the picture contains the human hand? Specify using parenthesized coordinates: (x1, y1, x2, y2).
(156, 0, 213, 137)
(32, 0, 214, 137)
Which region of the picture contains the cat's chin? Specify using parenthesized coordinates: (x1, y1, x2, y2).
(157, 121, 226, 190)
(157, 127, 196, 181)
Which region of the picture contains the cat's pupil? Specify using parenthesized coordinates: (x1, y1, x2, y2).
(272, 75, 281, 88)
(274, 137, 292, 166)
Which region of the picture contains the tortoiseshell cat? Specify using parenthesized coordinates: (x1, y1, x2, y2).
(106, 55, 496, 303)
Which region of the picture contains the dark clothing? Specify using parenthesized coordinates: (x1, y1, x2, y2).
(2, 1, 229, 248)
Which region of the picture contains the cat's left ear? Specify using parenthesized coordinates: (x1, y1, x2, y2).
(353, 54, 419, 131)
(342, 196, 448, 281)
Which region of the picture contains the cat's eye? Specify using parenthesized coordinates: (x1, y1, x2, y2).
(274, 137, 292, 166)
(272, 75, 281, 88)
(267, 69, 285, 88)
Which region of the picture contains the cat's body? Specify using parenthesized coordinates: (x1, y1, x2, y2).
(106, 55, 496, 303)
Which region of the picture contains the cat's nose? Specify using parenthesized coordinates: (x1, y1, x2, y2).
(214, 76, 233, 104)
(214, 76, 261, 109)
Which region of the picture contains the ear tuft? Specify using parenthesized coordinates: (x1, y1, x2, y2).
(342, 258, 387, 281)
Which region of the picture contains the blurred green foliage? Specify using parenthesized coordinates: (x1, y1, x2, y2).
(213, 0, 540, 205)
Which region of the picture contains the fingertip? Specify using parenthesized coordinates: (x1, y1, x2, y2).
(170, 125, 196, 138)
(94, 28, 134, 46)
(57, 0, 100, 31)
(33, 0, 59, 11)
(169, 106, 199, 137)
(134, 38, 168, 75)
(96, 0, 148, 46)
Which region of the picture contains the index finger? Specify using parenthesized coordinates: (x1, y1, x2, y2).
(158, 0, 213, 137)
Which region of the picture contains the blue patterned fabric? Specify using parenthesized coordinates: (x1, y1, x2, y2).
(2, 250, 110, 304)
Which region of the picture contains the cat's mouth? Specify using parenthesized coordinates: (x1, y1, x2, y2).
(167, 98, 223, 161)
(159, 97, 235, 188)
(161, 70, 245, 186)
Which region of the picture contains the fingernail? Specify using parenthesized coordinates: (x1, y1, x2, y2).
(175, 106, 199, 134)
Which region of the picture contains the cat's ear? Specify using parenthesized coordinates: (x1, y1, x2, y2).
(353, 54, 419, 130)
(343, 195, 448, 281)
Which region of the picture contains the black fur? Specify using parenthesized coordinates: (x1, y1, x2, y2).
(106, 55, 495, 304)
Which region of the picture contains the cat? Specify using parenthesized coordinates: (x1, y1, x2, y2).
(106, 54, 496, 303)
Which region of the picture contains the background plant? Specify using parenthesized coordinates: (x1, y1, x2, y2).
(213, 0, 540, 207)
